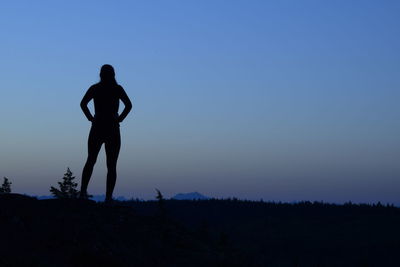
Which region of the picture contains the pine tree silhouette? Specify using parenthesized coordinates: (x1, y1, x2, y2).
(0, 177, 12, 194)
(50, 168, 80, 199)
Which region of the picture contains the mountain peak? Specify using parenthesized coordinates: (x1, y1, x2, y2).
(172, 192, 210, 200)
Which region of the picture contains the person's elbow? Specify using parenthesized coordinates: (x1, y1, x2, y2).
(126, 101, 133, 112)
(80, 100, 87, 110)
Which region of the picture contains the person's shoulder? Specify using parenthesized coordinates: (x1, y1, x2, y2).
(117, 84, 126, 92)
(90, 83, 101, 89)
(87, 83, 101, 93)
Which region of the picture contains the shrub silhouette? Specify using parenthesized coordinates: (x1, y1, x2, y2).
(50, 168, 80, 199)
(0, 177, 12, 194)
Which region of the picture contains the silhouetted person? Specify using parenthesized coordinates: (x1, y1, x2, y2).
(80, 64, 132, 202)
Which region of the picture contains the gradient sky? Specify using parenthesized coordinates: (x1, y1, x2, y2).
(0, 1, 399, 203)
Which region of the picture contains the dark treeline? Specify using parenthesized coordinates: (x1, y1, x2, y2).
(125, 198, 400, 267)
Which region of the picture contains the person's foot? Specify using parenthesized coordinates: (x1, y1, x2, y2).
(79, 191, 89, 200)
(104, 197, 115, 206)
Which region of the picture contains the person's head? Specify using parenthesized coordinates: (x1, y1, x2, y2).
(100, 64, 117, 84)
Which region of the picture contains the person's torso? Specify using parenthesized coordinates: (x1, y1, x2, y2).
(91, 83, 121, 125)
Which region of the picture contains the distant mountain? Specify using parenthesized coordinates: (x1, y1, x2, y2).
(36, 195, 54, 200)
(172, 192, 210, 200)
(89, 194, 127, 202)
(34, 194, 127, 202)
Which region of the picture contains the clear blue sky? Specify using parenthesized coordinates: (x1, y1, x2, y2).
(0, 0, 399, 203)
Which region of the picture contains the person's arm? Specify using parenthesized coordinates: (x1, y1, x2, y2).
(118, 86, 132, 123)
(80, 86, 95, 122)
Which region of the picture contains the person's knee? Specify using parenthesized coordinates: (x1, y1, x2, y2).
(106, 162, 117, 172)
(107, 164, 117, 172)
(86, 156, 97, 166)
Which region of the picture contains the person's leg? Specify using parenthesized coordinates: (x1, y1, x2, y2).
(81, 127, 103, 197)
(104, 127, 121, 202)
